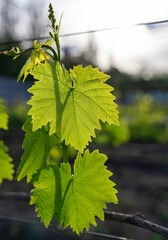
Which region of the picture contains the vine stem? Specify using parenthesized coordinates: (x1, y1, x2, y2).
(45, 51, 55, 60)
(61, 141, 68, 163)
(104, 211, 168, 238)
(41, 44, 58, 60)
(54, 34, 60, 61)
(14, 45, 57, 61)
(15, 47, 34, 56)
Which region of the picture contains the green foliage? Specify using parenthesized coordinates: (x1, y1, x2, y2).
(28, 61, 119, 152)
(30, 165, 60, 227)
(158, 124, 168, 144)
(17, 40, 52, 82)
(1, 2, 168, 234)
(151, 233, 163, 240)
(16, 116, 58, 182)
(0, 46, 21, 58)
(0, 141, 14, 185)
(2, 3, 119, 235)
(8, 102, 28, 129)
(0, 99, 14, 185)
(96, 120, 130, 146)
(7, 96, 168, 146)
(30, 150, 118, 234)
(107, 67, 168, 97)
(0, 99, 8, 130)
(121, 94, 166, 143)
(130, 120, 163, 143)
(94, 94, 168, 146)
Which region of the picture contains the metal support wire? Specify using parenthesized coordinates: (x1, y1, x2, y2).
(0, 215, 133, 240)
(0, 19, 168, 46)
(0, 191, 168, 238)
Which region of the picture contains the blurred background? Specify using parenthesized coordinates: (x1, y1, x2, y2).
(0, 0, 168, 239)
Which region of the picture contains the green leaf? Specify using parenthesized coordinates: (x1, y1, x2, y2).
(0, 141, 14, 185)
(0, 46, 21, 58)
(17, 40, 50, 82)
(30, 165, 61, 227)
(17, 58, 32, 82)
(16, 116, 58, 182)
(28, 61, 119, 152)
(30, 149, 118, 234)
(0, 99, 8, 130)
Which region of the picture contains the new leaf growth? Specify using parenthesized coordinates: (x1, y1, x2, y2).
(1, 3, 119, 234)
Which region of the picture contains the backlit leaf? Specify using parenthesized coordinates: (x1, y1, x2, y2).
(30, 165, 61, 227)
(0, 46, 21, 59)
(0, 141, 14, 185)
(17, 40, 50, 82)
(28, 61, 119, 152)
(30, 149, 118, 234)
(0, 99, 8, 130)
(16, 116, 58, 182)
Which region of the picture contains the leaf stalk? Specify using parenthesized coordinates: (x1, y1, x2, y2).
(62, 141, 68, 163)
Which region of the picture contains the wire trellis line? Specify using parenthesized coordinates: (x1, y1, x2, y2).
(0, 19, 168, 47)
(0, 191, 168, 238)
(0, 215, 133, 240)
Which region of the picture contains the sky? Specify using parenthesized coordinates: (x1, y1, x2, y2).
(1, 0, 168, 75)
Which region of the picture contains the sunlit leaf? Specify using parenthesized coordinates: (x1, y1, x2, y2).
(0, 141, 14, 185)
(0, 46, 21, 59)
(30, 150, 118, 233)
(0, 99, 8, 130)
(17, 40, 50, 82)
(28, 61, 119, 152)
(17, 116, 58, 182)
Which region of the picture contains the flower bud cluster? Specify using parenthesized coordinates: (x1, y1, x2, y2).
(48, 3, 56, 29)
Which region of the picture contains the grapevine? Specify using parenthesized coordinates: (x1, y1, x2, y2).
(1, 3, 119, 234)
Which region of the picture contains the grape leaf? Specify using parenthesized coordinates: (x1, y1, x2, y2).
(28, 61, 119, 152)
(17, 58, 32, 82)
(17, 40, 50, 82)
(30, 149, 118, 234)
(0, 99, 8, 130)
(17, 116, 58, 182)
(0, 141, 14, 185)
(30, 165, 61, 227)
(0, 46, 21, 59)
